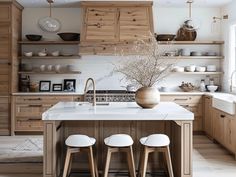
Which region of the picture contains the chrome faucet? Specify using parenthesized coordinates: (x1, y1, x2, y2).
(230, 70, 236, 92)
(84, 78, 96, 106)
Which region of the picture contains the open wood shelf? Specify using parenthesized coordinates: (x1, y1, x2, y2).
(18, 71, 81, 74)
(19, 55, 81, 59)
(173, 72, 223, 75)
(163, 56, 224, 59)
(158, 41, 224, 45)
(18, 41, 80, 45)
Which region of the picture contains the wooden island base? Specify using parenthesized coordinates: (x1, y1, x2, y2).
(43, 120, 192, 177)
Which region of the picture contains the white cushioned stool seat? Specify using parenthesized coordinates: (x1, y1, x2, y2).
(65, 134, 96, 147)
(140, 134, 170, 147)
(104, 134, 133, 147)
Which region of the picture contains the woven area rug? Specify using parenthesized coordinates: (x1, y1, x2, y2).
(0, 136, 43, 163)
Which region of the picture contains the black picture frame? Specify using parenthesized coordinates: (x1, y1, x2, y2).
(52, 84, 63, 92)
(39, 80, 51, 92)
(64, 79, 76, 92)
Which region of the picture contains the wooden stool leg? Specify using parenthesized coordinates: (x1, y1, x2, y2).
(141, 147, 149, 177)
(127, 146, 136, 177)
(104, 147, 112, 177)
(93, 151, 99, 177)
(63, 148, 72, 177)
(88, 146, 96, 177)
(164, 146, 174, 177)
(67, 153, 73, 176)
(138, 146, 144, 177)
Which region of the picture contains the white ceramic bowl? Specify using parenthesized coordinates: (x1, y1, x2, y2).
(172, 66, 184, 72)
(24, 52, 33, 57)
(196, 66, 206, 72)
(51, 51, 60, 56)
(38, 52, 47, 57)
(185, 65, 196, 72)
(207, 85, 218, 92)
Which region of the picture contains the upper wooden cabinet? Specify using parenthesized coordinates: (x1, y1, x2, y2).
(80, 1, 153, 54)
(0, 5, 11, 22)
(83, 7, 117, 42)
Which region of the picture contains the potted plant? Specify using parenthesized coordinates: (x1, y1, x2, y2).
(115, 34, 175, 108)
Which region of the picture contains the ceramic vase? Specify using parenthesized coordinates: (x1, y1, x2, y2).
(135, 87, 160, 109)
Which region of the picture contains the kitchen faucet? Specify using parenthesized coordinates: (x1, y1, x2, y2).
(230, 70, 236, 92)
(84, 78, 96, 106)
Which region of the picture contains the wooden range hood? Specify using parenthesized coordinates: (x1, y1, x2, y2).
(79, 1, 154, 55)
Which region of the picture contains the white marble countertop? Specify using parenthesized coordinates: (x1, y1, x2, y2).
(12, 92, 83, 96)
(42, 102, 194, 121)
(12, 91, 210, 96)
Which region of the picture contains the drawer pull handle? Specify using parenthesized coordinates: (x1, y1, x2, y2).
(24, 98, 41, 101)
(174, 98, 188, 101)
(28, 118, 41, 121)
(220, 115, 225, 118)
(29, 104, 42, 107)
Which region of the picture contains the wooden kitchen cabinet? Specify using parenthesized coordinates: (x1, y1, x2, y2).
(0, 96, 10, 135)
(12, 95, 74, 133)
(213, 108, 236, 155)
(82, 7, 117, 42)
(204, 96, 213, 138)
(80, 1, 153, 55)
(0, 62, 10, 94)
(119, 7, 153, 41)
(0, 1, 22, 135)
(161, 95, 203, 132)
(0, 24, 11, 60)
(0, 4, 11, 22)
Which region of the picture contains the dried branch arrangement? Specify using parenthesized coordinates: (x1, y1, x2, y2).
(114, 34, 176, 87)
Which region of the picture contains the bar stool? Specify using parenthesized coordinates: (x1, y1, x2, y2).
(103, 134, 136, 177)
(138, 134, 174, 177)
(62, 134, 98, 177)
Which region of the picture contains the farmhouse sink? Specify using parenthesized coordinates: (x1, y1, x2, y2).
(212, 93, 236, 115)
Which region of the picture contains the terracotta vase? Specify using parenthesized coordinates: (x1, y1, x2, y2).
(135, 87, 160, 109)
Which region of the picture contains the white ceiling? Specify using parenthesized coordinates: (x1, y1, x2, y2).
(16, 0, 233, 8)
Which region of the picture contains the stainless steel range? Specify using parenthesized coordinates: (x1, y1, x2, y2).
(84, 90, 135, 102)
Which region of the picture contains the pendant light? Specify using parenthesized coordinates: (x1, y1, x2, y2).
(183, 0, 200, 31)
(38, 0, 61, 32)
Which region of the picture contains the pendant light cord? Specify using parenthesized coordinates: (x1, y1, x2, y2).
(49, 2, 52, 17)
(187, 0, 193, 19)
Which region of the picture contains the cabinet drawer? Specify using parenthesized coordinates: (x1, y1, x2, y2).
(180, 104, 202, 116)
(15, 96, 73, 104)
(15, 104, 52, 117)
(0, 5, 11, 22)
(161, 95, 202, 104)
(15, 119, 43, 131)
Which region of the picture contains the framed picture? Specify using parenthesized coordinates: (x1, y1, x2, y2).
(39, 80, 51, 92)
(64, 79, 76, 92)
(52, 84, 63, 91)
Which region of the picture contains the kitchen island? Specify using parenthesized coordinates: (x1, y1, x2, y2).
(42, 102, 194, 177)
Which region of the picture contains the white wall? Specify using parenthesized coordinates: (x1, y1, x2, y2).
(22, 7, 222, 93)
(221, 1, 236, 92)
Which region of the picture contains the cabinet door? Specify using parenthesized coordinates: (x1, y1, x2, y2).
(224, 115, 235, 153)
(83, 7, 117, 42)
(204, 96, 213, 137)
(213, 109, 224, 143)
(0, 62, 10, 94)
(119, 7, 152, 41)
(0, 5, 11, 22)
(0, 96, 10, 135)
(0, 24, 11, 60)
